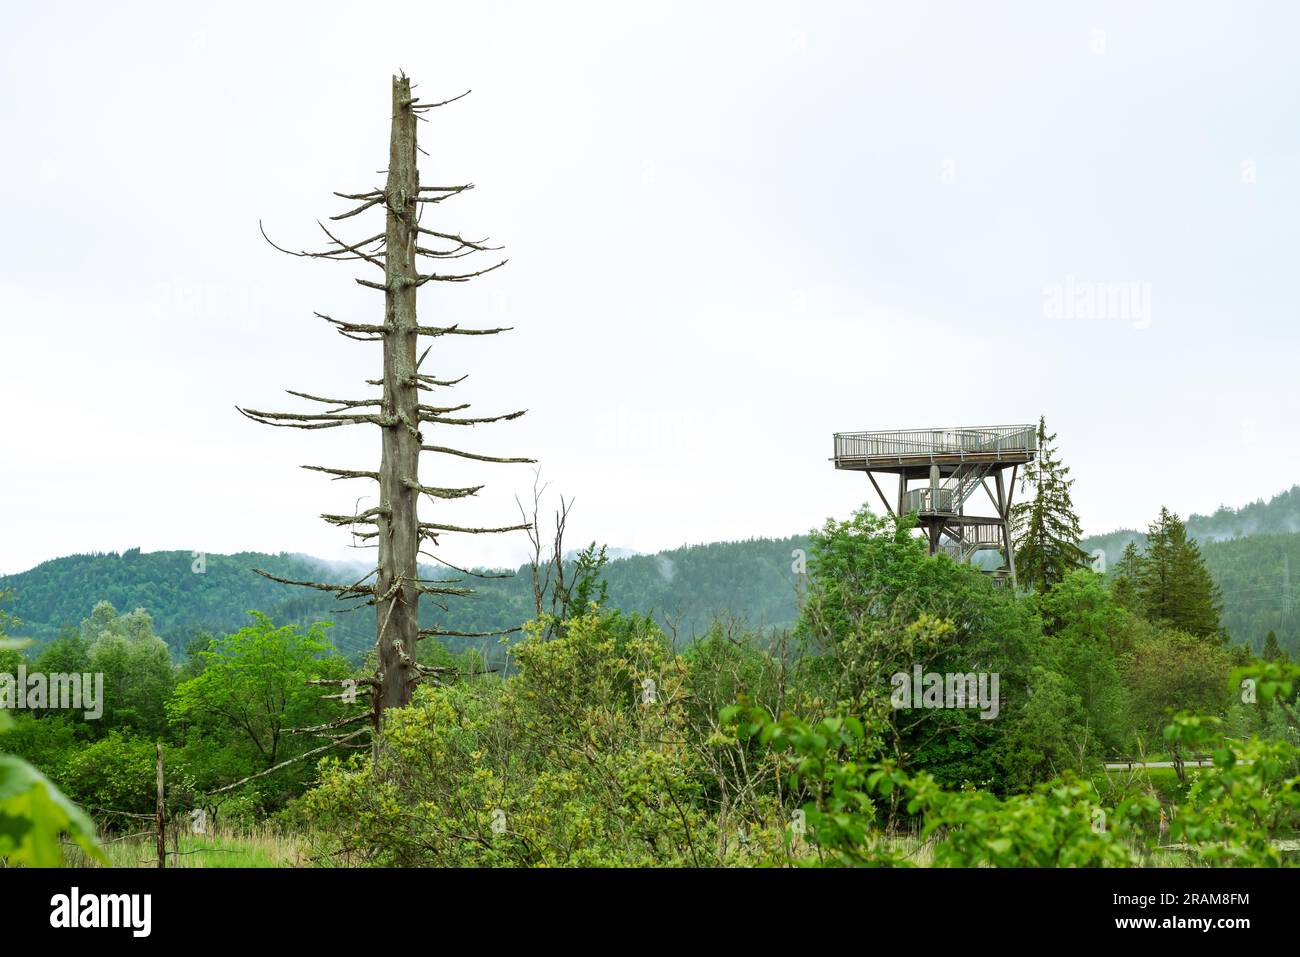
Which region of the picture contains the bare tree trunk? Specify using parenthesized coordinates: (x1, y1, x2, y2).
(374, 75, 421, 727)
(240, 74, 533, 761)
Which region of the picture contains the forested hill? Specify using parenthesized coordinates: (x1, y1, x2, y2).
(4, 486, 1299, 662)
(1079, 485, 1300, 655)
(1081, 484, 1300, 564)
(0, 538, 808, 661)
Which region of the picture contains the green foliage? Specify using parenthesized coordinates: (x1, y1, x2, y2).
(1110, 541, 1143, 613)
(58, 731, 158, 815)
(731, 708, 901, 865)
(1163, 711, 1300, 866)
(741, 698, 1300, 868)
(1031, 571, 1128, 752)
(0, 752, 105, 866)
(994, 665, 1089, 789)
(1136, 508, 1224, 640)
(1200, 535, 1300, 658)
(80, 602, 175, 735)
(910, 776, 1156, 868)
(0, 714, 80, 778)
(11, 492, 1300, 869)
(1120, 620, 1235, 744)
(567, 542, 610, 618)
(169, 612, 351, 770)
(735, 705, 1156, 867)
(0, 634, 104, 867)
(794, 504, 1078, 791)
(297, 608, 795, 866)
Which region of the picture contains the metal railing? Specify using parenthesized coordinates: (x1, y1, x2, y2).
(904, 487, 956, 514)
(833, 424, 1037, 462)
(940, 524, 1008, 563)
(938, 461, 994, 513)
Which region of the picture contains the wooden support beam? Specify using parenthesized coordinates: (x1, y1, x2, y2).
(867, 471, 895, 517)
(982, 477, 1000, 514)
(994, 468, 1018, 588)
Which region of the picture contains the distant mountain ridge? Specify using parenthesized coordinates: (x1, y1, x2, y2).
(4, 486, 1298, 662)
(1080, 484, 1300, 568)
(0, 538, 805, 662)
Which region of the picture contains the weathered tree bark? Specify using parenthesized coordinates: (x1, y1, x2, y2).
(375, 75, 422, 720)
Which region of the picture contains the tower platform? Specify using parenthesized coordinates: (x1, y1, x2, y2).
(831, 424, 1037, 586)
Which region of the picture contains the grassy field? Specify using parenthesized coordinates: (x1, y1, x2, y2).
(65, 825, 305, 868)
(59, 798, 1294, 868)
(60, 825, 1285, 867)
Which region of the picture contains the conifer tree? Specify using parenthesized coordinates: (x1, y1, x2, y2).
(1110, 540, 1142, 612)
(1009, 416, 1091, 592)
(1261, 629, 1285, 662)
(1135, 507, 1223, 640)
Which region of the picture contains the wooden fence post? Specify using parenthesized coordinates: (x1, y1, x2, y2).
(155, 742, 165, 869)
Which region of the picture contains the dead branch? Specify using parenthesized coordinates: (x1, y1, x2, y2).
(259, 220, 386, 266)
(417, 550, 513, 580)
(415, 323, 512, 337)
(402, 478, 484, 499)
(422, 444, 535, 464)
(414, 184, 473, 201)
(417, 226, 502, 250)
(320, 506, 391, 526)
(236, 406, 390, 429)
(251, 568, 375, 599)
(287, 712, 372, 735)
(421, 409, 526, 426)
(408, 90, 471, 110)
(412, 260, 507, 285)
(205, 730, 367, 796)
(301, 465, 380, 481)
(419, 521, 531, 535)
(418, 626, 521, 639)
(330, 194, 386, 220)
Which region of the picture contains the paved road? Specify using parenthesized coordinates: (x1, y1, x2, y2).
(1103, 759, 1217, 770)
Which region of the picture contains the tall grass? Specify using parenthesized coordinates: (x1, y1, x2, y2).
(66, 823, 305, 868)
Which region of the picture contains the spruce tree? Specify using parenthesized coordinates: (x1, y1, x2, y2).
(1135, 507, 1224, 640)
(1111, 540, 1142, 611)
(1262, 629, 1285, 662)
(1010, 416, 1091, 592)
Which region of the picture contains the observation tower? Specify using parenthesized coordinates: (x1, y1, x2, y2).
(831, 424, 1038, 587)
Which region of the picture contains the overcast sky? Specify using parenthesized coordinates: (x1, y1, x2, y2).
(3, 0, 1298, 575)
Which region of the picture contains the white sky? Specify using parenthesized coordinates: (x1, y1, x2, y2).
(3, 0, 1299, 574)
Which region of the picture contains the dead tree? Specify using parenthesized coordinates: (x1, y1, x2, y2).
(239, 74, 533, 741)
